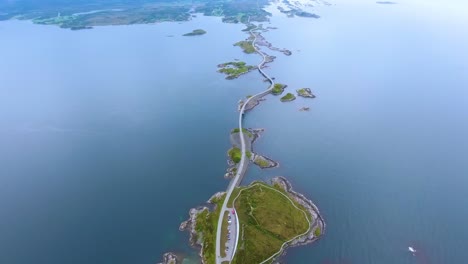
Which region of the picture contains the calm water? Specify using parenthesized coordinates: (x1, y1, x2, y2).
(247, 0, 468, 263)
(1, 0, 468, 263)
(0, 16, 263, 263)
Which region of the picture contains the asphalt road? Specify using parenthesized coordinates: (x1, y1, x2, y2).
(215, 28, 275, 264)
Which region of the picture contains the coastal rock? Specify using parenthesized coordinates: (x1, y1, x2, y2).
(157, 252, 179, 264)
(224, 166, 238, 179)
(209, 191, 226, 203)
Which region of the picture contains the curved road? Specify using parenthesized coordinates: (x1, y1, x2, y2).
(215, 29, 275, 264)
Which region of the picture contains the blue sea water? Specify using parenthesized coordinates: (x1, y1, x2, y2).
(0, 0, 467, 263)
(0, 16, 262, 263)
(247, 1, 468, 263)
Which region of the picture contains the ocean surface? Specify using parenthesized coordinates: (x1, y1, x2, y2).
(1, 0, 468, 263)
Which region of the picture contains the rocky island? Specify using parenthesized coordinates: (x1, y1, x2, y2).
(297, 88, 316, 98)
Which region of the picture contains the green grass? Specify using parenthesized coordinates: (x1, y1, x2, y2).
(280, 93, 296, 102)
(231, 183, 310, 264)
(228, 147, 242, 163)
(297, 88, 307, 95)
(231, 128, 253, 138)
(246, 151, 252, 159)
(194, 194, 226, 264)
(218, 61, 254, 79)
(254, 156, 269, 168)
(314, 226, 321, 237)
(234, 41, 256, 54)
(272, 83, 286, 95)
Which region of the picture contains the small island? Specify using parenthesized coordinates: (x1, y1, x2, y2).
(218, 61, 255, 79)
(280, 93, 296, 102)
(183, 29, 207, 36)
(272, 83, 287, 95)
(253, 154, 277, 169)
(234, 40, 256, 54)
(297, 88, 316, 98)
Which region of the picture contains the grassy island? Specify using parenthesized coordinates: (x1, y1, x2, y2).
(234, 40, 256, 54)
(297, 88, 308, 96)
(272, 83, 287, 95)
(218, 61, 255, 79)
(280, 93, 296, 102)
(228, 182, 312, 264)
(183, 29, 207, 36)
(228, 147, 242, 163)
(297, 88, 316, 98)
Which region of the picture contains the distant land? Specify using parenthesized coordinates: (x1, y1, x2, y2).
(0, 0, 272, 29)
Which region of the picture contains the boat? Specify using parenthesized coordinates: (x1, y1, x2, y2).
(408, 246, 416, 253)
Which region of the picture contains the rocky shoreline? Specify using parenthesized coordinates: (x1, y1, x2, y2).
(238, 96, 266, 112)
(254, 30, 292, 56)
(270, 176, 326, 261)
(226, 128, 279, 177)
(157, 252, 179, 264)
(174, 192, 225, 264)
